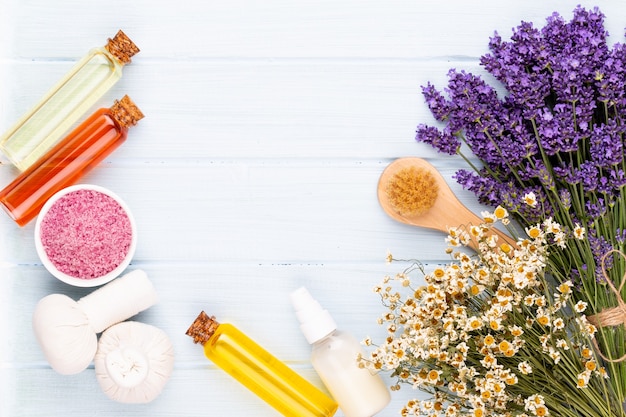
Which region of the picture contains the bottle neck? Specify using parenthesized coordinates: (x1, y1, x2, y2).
(311, 329, 337, 345)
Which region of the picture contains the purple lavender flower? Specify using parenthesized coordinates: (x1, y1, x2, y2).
(415, 6, 626, 303)
(597, 42, 626, 111)
(415, 124, 459, 155)
(585, 198, 606, 219)
(558, 188, 571, 210)
(610, 168, 626, 190)
(416, 6, 626, 233)
(575, 162, 600, 193)
(589, 119, 624, 166)
(589, 232, 613, 282)
(421, 82, 451, 122)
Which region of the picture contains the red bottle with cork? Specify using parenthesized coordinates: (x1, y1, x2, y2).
(0, 95, 144, 226)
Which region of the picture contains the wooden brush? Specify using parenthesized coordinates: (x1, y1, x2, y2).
(377, 157, 517, 251)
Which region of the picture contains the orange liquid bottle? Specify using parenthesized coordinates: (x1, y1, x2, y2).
(0, 95, 143, 226)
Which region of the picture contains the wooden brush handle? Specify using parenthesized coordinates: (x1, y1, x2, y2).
(378, 157, 518, 252)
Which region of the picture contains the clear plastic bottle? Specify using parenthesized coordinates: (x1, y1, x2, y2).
(290, 287, 391, 417)
(0, 30, 139, 171)
(186, 311, 338, 417)
(0, 95, 144, 226)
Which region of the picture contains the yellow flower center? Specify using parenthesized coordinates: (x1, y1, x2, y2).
(585, 360, 597, 371)
(558, 283, 571, 293)
(537, 316, 549, 326)
(498, 340, 511, 352)
(471, 285, 481, 296)
(428, 370, 439, 382)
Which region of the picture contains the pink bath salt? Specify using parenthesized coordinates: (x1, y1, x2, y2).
(39, 189, 133, 279)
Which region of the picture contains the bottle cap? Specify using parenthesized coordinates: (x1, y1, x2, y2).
(290, 287, 337, 344)
(186, 311, 220, 345)
(105, 30, 140, 65)
(110, 95, 145, 129)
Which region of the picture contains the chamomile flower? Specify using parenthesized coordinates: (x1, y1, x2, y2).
(574, 300, 587, 313)
(573, 224, 586, 240)
(518, 361, 533, 375)
(523, 192, 538, 208)
(362, 211, 610, 416)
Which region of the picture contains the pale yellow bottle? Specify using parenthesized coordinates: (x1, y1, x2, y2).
(0, 30, 139, 171)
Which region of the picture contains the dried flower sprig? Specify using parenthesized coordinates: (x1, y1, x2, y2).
(414, 6, 626, 412)
(361, 210, 625, 416)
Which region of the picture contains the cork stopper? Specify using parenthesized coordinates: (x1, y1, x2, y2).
(186, 311, 220, 345)
(110, 95, 144, 129)
(105, 30, 140, 65)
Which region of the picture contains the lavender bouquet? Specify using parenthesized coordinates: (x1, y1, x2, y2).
(415, 5, 626, 414)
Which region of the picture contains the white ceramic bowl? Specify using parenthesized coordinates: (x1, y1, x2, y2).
(34, 184, 137, 287)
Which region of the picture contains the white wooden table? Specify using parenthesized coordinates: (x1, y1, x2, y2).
(1, 1, 625, 416)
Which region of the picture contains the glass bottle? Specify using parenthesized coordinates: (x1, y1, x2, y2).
(0, 30, 139, 171)
(186, 311, 338, 417)
(0, 95, 143, 227)
(290, 287, 391, 417)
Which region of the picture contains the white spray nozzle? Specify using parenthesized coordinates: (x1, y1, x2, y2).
(290, 286, 337, 344)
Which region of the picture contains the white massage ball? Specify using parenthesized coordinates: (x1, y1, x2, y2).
(94, 321, 174, 403)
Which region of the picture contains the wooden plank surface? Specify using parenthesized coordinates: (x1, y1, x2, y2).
(2, 1, 626, 416)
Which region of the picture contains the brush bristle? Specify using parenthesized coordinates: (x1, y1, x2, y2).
(386, 166, 438, 215)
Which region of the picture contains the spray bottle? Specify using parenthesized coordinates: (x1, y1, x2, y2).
(290, 287, 391, 417)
